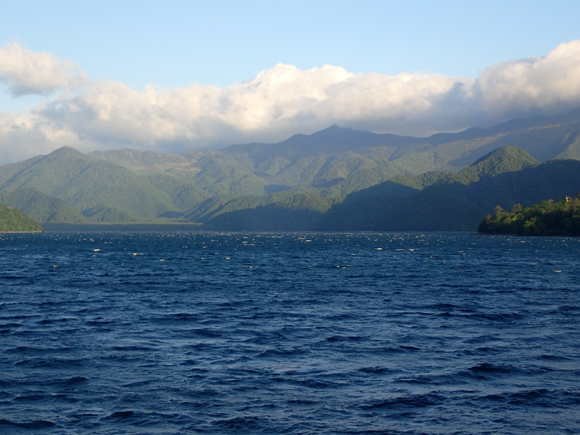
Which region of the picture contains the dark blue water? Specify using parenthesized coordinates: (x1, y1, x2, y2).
(0, 232, 579, 434)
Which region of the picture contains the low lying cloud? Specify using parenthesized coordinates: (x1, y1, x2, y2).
(0, 43, 86, 97)
(1, 40, 580, 163)
(476, 40, 580, 117)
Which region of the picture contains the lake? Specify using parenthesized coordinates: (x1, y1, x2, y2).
(1, 232, 579, 434)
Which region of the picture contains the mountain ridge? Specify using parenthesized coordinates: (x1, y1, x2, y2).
(1, 108, 580, 229)
(313, 147, 580, 232)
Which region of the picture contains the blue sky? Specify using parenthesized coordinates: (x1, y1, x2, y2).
(2, 0, 578, 89)
(0, 0, 579, 162)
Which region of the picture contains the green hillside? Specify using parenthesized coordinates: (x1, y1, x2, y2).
(192, 191, 336, 230)
(141, 172, 210, 213)
(387, 146, 540, 191)
(0, 202, 42, 232)
(88, 109, 580, 200)
(0, 147, 177, 221)
(221, 110, 580, 178)
(0, 188, 89, 223)
(313, 146, 580, 232)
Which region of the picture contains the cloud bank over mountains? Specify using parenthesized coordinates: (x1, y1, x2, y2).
(0, 43, 86, 96)
(1, 40, 580, 163)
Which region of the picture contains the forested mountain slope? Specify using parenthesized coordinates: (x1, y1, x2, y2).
(0, 188, 89, 223)
(88, 108, 580, 200)
(0, 147, 175, 221)
(0, 202, 42, 232)
(313, 147, 580, 231)
(0, 108, 578, 228)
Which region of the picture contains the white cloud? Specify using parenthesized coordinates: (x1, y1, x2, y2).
(1, 41, 580, 163)
(475, 40, 580, 118)
(0, 42, 86, 96)
(0, 112, 99, 163)
(38, 63, 472, 147)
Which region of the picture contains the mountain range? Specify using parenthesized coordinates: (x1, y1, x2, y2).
(1, 108, 580, 231)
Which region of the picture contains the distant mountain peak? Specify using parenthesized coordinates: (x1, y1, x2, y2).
(471, 146, 539, 167)
(317, 124, 350, 132)
(48, 146, 87, 158)
(311, 124, 370, 135)
(467, 146, 539, 178)
(52, 146, 80, 153)
(286, 124, 356, 140)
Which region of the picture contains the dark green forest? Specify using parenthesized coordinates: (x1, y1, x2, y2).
(0, 202, 42, 232)
(478, 196, 580, 236)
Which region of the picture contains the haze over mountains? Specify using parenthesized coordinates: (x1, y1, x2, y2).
(1, 108, 580, 231)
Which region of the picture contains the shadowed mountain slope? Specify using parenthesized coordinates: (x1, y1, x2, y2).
(312, 147, 580, 231)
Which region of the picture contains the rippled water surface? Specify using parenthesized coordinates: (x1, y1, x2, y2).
(0, 232, 579, 434)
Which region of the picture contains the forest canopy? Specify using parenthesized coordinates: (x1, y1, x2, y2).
(0, 202, 42, 232)
(478, 195, 580, 236)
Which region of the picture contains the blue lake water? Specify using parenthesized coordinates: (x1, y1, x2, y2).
(0, 231, 579, 434)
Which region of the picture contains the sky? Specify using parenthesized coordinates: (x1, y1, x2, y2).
(0, 0, 579, 163)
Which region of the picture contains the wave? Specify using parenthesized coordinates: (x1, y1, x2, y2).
(0, 419, 56, 429)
